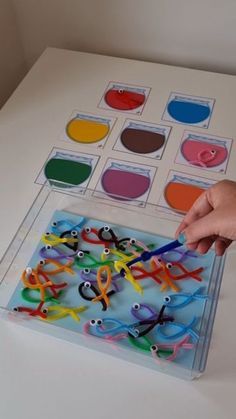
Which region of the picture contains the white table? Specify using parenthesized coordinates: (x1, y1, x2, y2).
(0, 48, 236, 419)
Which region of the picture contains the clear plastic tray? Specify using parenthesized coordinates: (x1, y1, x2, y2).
(0, 185, 225, 380)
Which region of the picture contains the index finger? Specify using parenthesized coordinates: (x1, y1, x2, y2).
(175, 190, 213, 238)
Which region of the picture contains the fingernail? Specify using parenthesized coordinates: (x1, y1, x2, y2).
(178, 232, 186, 244)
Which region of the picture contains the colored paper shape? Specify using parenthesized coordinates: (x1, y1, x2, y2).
(44, 158, 92, 188)
(66, 119, 109, 143)
(181, 139, 228, 167)
(164, 182, 204, 213)
(101, 167, 151, 201)
(120, 128, 165, 154)
(104, 89, 145, 111)
(167, 100, 210, 124)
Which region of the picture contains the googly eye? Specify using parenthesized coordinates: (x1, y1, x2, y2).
(163, 295, 171, 304)
(118, 89, 124, 94)
(95, 319, 103, 326)
(77, 251, 84, 258)
(85, 227, 91, 234)
(13, 307, 19, 312)
(103, 248, 110, 255)
(45, 232, 50, 236)
(42, 308, 48, 314)
(150, 345, 158, 352)
(26, 267, 32, 275)
(133, 328, 140, 337)
(129, 238, 137, 245)
(119, 244, 127, 251)
(51, 221, 57, 227)
(90, 319, 96, 326)
(39, 259, 46, 265)
(83, 268, 90, 275)
(132, 302, 140, 311)
(84, 281, 91, 289)
(104, 225, 110, 232)
(46, 245, 52, 250)
(166, 262, 172, 269)
(71, 230, 78, 237)
(211, 149, 216, 155)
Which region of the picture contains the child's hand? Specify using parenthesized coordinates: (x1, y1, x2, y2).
(175, 180, 236, 256)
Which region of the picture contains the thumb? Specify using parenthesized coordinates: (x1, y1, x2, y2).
(181, 210, 221, 244)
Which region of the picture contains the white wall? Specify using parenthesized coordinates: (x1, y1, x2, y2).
(0, 0, 235, 107)
(0, 0, 26, 107)
(12, 0, 236, 75)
